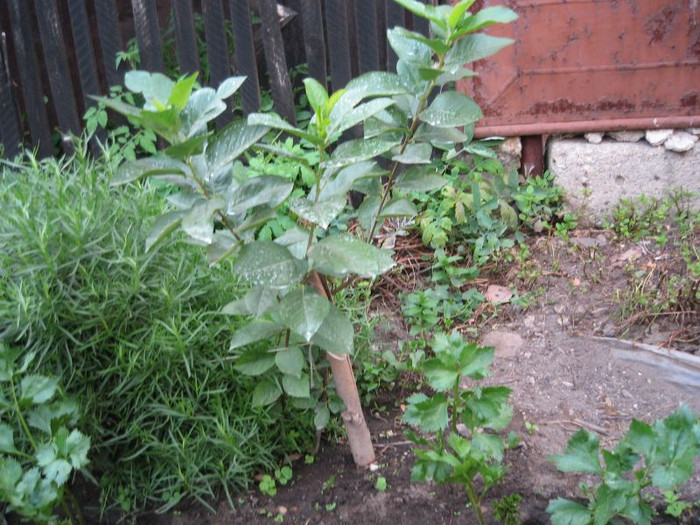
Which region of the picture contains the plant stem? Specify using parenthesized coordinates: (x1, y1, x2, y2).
(10, 376, 38, 452)
(366, 52, 448, 242)
(465, 480, 486, 525)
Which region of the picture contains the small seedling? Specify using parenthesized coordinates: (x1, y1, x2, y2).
(325, 502, 337, 512)
(663, 490, 695, 518)
(493, 493, 522, 525)
(259, 474, 277, 497)
(275, 466, 293, 486)
(524, 421, 539, 435)
(375, 476, 387, 491)
(304, 454, 315, 465)
(322, 475, 335, 493)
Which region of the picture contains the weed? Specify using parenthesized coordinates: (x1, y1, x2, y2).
(259, 475, 277, 497)
(375, 476, 388, 491)
(493, 493, 522, 525)
(321, 475, 335, 493)
(524, 421, 539, 435)
(405, 332, 513, 525)
(547, 405, 700, 525)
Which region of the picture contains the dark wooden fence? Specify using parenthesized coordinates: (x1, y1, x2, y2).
(0, 0, 436, 159)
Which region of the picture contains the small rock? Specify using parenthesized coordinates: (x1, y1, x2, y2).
(561, 381, 574, 388)
(481, 331, 523, 359)
(688, 128, 700, 135)
(485, 285, 513, 304)
(570, 237, 603, 248)
(584, 132, 604, 144)
(456, 423, 471, 438)
(664, 131, 698, 152)
(645, 128, 673, 146)
(607, 130, 644, 142)
(276, 506, 288, 516)
(528, 376, 536, 385)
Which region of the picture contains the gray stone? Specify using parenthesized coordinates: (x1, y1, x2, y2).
(570, 237, 606, 248)
(688, 128, 700, 136)
(645, 129, 673, 146)
(497, 137, 522, 171)
(584, 132, 604, 144)
(481, 331, 523, 359)
(664, 131, 698, 153)
(548, 139, 700, 225)
(607, 131, 644, 142)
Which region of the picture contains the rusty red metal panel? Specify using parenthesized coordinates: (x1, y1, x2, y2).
(463, 0, 700, 137)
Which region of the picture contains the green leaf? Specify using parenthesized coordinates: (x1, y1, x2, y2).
(403, 393, 449, 433)
(234, 348, 276, 376)
(460, 6, 518, 33)
(243, 286, 279, 317)
(420, 92, 482, 128)
(0, 424, 17, 454)
(314, 405, 330, 430)
(252, 379, 282, 407)
(546, 498, 592, 525)
(275, 347, 305, 377)
(20, 375, 58, 404)
(394, 166, 448, 192)
(392, 143, 433, 164)
(233, 242, 307, 288)
(125, 71, 174, 106)
(227, 175, 294, 215)
(328, 98, 395, 138)
(392, 0, 446, 28)
(622, 419, 655, 459)
(282, 373, 310, 398)
(247, 113, 322, 145)
(324, 138, 397, 169)
(26, 401, 79, 435)
(216, 76, 247, 100)
(167, 73, 198, 111)
(309, 234, 395, 279)
(274, 226, 311, 259)
(445, 34, 515, 67)
(317, 162, 381, 200)
(303, 78, 328, 115)
(206, 121, 270, 173)
(423, 357, 459, 392)
(181, 198, 225, 244)
(472, 432, 505, 461)
(164, 134, 209, 159)
(382, 198, 419, 217)
(344, 72, 410, 98)
(230, 319, 284, 350)
(549, 430, 603, 474)
(387, 27, 433, 67)
(113, 157, 188, 186)
(414, 124, 468, 145)
(279, 287, 330, 341)
(290, 195, 346, 229)
(207, 229, 240, 265)
(42, 458, 72, 486)
(182, 87, 226, 136)
(311, 306, 354, 355)
(0, 458, 23, 491)
(448, 1, 475, 30)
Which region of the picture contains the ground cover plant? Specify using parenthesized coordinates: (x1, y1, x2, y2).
(96, 0, 519, 471)
(0, 146, 314, 517)
(548, 405, 700, 524)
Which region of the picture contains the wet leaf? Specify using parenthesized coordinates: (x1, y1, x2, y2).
(206, 121, 270, 173)
(290, 195, 346, 230)
(230, 320, 284, 350)
(113, 157, 188, 186)
(227, 175, 293, 215)
(309, 234, 395, 278)
(445, 34, 515, 67)
(279, 287, 330, 341)
(311, 306, 354, 355)
(233, 241, 307, 288)
(392, 143, 433, 164)
(324, 138, 397, 169)
(275, 347, 305, 378)
(420, 92, 482, 128)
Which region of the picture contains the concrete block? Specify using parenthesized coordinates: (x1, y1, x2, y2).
(548, 138, 700, 225)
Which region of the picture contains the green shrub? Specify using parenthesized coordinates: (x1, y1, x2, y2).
(0, 148, 313, 514)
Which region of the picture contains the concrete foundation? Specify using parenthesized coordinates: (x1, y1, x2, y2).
(547, 138, 700, 225)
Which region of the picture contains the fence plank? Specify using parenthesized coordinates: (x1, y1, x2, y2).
(93, 0, 124, 88)
(203, 0, 233, 127)
(258, 0, 296, 125)
(67, 0, 106, 149)
(172, 0, 200, 76)
(300, 0, 326, 89)
(130, 0, 164, 73)
(7, 0, 52, 156)
(0, 32, 21, 158)
(384, 0, 405, 71)
(229, 0, 260, 114)
(34, 0, 82, 147)
(412, 0, 430, 37)
(325, 0, 352, 92)
(354, 0, 380, 74)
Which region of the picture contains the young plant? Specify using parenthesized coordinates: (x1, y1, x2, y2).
(404, 332, 513, 525)
(547, 405, 700, 525)
(99, 0, 517, 467)
(0, 344, 90, 523)
(493, 493, 522, 525)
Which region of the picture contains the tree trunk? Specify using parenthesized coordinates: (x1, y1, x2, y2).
(308, 271, 375, 466)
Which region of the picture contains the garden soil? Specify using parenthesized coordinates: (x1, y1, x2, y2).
(128, 231, 699, 524)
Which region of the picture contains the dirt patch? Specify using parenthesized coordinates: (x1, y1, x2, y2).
(129, 230, 699, 524)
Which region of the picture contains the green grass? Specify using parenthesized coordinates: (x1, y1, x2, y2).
(0, 146, 314, 514)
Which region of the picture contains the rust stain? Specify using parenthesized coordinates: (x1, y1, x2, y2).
(529, 98, 636, 116)
(680, 91, 699, 108)
(645, 5, 681, 44)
